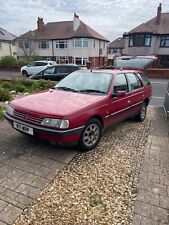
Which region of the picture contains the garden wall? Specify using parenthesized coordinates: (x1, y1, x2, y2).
(146, 69, 169, 79)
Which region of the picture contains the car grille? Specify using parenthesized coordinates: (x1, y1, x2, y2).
(13, 110, 43, 125)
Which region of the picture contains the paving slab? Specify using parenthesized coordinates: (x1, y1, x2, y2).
(132, 107, 169, 225)
(0, 120, 77, 224)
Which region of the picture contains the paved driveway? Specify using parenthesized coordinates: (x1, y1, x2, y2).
(0, 120, 77, 225)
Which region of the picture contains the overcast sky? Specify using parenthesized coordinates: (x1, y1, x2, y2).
(1, 0, 169, 41)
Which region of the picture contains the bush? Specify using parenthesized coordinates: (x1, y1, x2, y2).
(0, 55, 17, 65)
(36, 79, 53, 90)
(156, 63, 164, 68)
(15, 84, 26, 93)
(18, 79, 33, 87)
(0, 88, 12, 101)
(1, 81, 12, 90)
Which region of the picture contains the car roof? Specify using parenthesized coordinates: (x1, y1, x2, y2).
(92, 69, 142, 74)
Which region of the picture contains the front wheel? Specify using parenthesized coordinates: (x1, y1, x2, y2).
(22, 70, 28, 77)
(79, 118, 102, 151)
(134, 102, 147, 122)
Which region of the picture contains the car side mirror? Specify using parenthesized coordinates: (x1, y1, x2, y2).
(112, 91, 126, 98)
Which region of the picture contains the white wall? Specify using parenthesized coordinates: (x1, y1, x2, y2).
(0, 41, 17, 58)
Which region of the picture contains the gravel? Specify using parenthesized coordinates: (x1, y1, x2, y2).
(14, 112, 151, 225)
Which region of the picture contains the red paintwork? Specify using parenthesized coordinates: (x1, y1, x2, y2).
(6, 69, 152, 146)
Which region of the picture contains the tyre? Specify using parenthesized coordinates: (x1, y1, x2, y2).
(79, 118, 102, 151)
(134, 102, 147, 122)
(22, 70, 28, 77)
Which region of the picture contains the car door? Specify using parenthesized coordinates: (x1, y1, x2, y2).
(27, 62, 37, 75)
(56, 66, 71, 80)
(125, 73, 145, 114)
(35, 62, 48, 74)
(106, 73, 132, 126)
(42, 66, 57, 80)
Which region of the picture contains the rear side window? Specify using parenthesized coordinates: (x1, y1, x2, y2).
(70, 66, 78, 72)
(36, 62, 48, 66)
(58, 66, 70, 74)
(114, 73, 128, 93)
(136, 73, 150, 86)
(126, 73, 143, 91)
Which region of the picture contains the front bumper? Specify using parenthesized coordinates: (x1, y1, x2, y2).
(5, 113, 84, 146)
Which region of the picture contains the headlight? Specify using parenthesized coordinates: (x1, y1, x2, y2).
(41, 118, 69, 129)
(6, 105, 14, 115)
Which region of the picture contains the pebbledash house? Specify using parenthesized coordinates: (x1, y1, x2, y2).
(16, 13, 109, 67)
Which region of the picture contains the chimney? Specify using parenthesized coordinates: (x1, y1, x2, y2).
(37, 17, 44, 31)
(156, 3, 162, 25)
(73, 13, 80, 31)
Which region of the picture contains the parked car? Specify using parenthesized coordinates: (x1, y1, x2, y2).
(29, 64, 80, 81)
(21, 61, 57, 77)
(5, 66, 152, 151)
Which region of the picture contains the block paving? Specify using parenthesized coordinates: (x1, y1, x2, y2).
(132, 107, 169, 225)
(0, 120, 77, 225)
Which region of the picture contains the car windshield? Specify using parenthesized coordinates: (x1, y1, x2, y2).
(114, 57, 156, 69)
(53, 71, 112, 95)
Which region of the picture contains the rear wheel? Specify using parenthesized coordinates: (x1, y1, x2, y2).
(134, 102, 147, 122)
(79, 118, 102, 151)
(22, 70, 28, 77)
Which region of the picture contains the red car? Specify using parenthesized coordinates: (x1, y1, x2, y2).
(5, 57, 155, 151)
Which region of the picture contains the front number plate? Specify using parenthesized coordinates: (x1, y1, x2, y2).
(13, 122, 33, 135)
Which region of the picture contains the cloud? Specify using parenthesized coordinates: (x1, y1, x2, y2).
(1, 0, 169, 40)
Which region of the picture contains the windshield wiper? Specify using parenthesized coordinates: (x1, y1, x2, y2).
(54, 86, 78, 92)
(78, 89, 106, 94)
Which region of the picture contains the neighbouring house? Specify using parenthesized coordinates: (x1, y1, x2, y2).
(123, 3, 169, 67)
(107, 37, 124, 65)
(0, 27, 17, 59)
(16, 13, 109, 67)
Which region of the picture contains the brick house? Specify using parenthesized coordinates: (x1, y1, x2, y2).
(16, 14, 109, 67)
(107, 37, 124, 64)
(123, 3, 169, 67)
(0, 27, 16, 58)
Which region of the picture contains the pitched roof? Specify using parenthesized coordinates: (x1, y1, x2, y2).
(129, 13, 169, 34)
(18, 20, 109, 42)
(0, 27, 16, 41)
(108, 37, 124, 48)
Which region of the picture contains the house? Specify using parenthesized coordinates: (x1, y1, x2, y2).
(0, 27, 16, 58)
(107, 37, 124, 64)
(16, 14, 109, 67)
(123, 3, 169, 67)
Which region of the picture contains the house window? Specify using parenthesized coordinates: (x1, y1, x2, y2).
(56, 40, 68, 49)
(99, 48, 103, 55)
(111, 48, 118, 53)
(94, 41, 95, 48)
(56, 57, 69, 64)
(160, 36, 169, 47)
(129, 34, 151, 47)
(18, 40, 29, 49)
(39, 41, 49, 49)
(73, 57, 87, 65)
(73, 38, 88, 48)
(0, 42, 2, 50)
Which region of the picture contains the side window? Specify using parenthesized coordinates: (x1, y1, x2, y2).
(29, 62, 37, 66)
(36, 62, 48, 66)
(58, 66, 70, 74)
(136, 73, 150, 86)
(70, 66, 78, 72)
(43, 67, 56, 75)
(126, 73, 143, 91)
(114, 74, 128, 93)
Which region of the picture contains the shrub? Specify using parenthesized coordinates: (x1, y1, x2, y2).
(1, 81, 12, 90)
(36, 79, 53, 90)
(15, 84, 26, 93)
(0, 55, 17, 65)
(156, 63, 164, 68)
(0, 88, 12, 101)
(18, 79, 33, 87)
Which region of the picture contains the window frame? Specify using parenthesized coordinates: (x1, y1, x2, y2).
(56, 40, 68, 49)
(160, 36, 169, 48)
(125, 73, 143, 91)
(129, 33, 152, 47)
(113, 73, 129, 93)
(73, 38, 89, 48)
(38, 41, 49, 49)
(73, 57, 88, 65)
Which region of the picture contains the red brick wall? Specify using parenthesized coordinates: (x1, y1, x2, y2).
(146, 69, 169, 79)
(88, 57, 106, 67)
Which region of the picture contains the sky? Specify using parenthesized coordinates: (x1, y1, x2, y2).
(1, 0, 169, 41)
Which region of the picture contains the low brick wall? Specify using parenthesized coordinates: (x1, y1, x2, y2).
(146, 69, 169, 79)
(0, 65, 20, 72)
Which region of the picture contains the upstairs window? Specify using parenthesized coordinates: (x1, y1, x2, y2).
(56, 40, 68, 49)
(73, 38, 88, 48)
(18, 40, 29, 49)
(129, 34, 151, 47)
(39, 41, 49, 49)
(160, 36, 169, 47)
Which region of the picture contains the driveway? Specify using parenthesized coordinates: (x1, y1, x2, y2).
(0, 120, 77, 225)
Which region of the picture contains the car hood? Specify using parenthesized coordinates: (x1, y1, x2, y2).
(12, 90, 105, 117)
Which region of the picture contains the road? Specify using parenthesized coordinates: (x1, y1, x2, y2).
(150, 79, 169, 107)
(0, 71, 21, 80)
